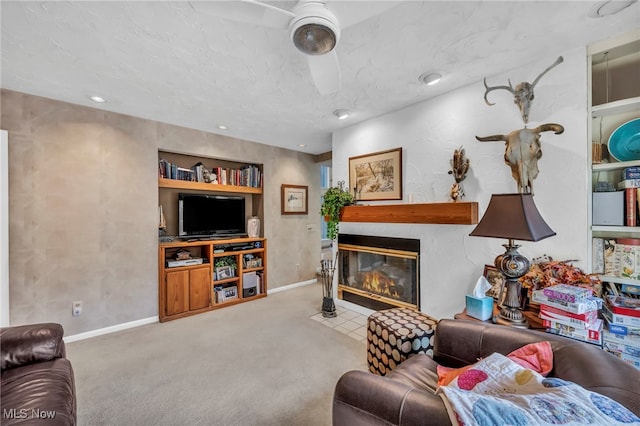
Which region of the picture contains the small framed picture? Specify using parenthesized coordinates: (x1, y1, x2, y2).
(216, 266, 233, 280)
(281, 184, 308, 215)
(483, 265, 504, 301)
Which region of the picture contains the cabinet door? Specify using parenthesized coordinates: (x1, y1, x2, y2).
(166, 270, 189, 316)
(189, 267, 211, 310)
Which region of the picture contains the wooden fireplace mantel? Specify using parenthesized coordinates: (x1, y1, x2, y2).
(338, 201, 478, 225)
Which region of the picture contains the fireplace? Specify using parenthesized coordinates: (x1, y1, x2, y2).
(337, 234, 420, 311)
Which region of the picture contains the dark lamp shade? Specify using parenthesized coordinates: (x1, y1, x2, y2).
(469, 193, 556, 242)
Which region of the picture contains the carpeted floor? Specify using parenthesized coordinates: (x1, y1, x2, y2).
(66, 283, 367, 425)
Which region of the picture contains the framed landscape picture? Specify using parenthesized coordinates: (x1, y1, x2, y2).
(349, 148, 402, 201)
(281, 184, 308, 215)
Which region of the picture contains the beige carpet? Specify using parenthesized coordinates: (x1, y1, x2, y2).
(66, 283, 367, 426)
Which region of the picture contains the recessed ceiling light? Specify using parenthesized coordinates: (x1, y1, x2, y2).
(418, 72, 442, 86)
(217, 124, 228, 130)
(298, 144, 306, 147)
(589, 0, 637, 18)
(89, 95, 106, 103)
(333, 109, 350, 120)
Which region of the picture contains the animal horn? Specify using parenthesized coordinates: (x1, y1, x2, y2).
(532, 123, 564, 134)
(483, 78, 515, 106)
(475, 134, 507, 142)
(531, 56, 564, 88)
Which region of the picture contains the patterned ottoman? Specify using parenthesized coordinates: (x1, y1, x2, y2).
(367, 308, 438, 375)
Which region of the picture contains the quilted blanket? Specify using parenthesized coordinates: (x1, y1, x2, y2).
(437, 352, 640, 426)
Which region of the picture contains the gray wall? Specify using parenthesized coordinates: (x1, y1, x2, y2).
(1, 89, 321, 335)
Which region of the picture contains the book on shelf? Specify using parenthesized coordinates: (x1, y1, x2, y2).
(618, 244, 640, 280)
(604, 239, 619, 277)
(592, 238, 605, 274)
(623, 166, 640, 180)
(625, 187, 637, 226)
(531, 290, 602, 314)
(542, 284, 592, 303)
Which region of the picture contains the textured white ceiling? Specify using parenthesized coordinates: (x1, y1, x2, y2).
(2, 1, 639, 154)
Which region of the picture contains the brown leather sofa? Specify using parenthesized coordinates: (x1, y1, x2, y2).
(333, 319, 640, 425)
(1, 323, 76, 425)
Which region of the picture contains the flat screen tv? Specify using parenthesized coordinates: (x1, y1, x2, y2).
(178, 193, 246, 238)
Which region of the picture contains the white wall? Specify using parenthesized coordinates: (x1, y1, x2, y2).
(333, 48, 589, 319)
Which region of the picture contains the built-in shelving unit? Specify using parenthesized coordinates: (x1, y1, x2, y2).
(157, 150, 266, 322)
(588, 29, 640, 295)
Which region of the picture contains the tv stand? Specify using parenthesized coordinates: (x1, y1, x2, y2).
(159, 237, 267, 322)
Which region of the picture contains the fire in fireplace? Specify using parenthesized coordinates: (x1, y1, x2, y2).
(337, 234, 419, 311)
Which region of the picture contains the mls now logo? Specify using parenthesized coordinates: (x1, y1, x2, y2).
(3, 408, 56, 419)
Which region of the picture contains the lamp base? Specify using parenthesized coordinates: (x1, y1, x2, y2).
(494, 242, 530, 328)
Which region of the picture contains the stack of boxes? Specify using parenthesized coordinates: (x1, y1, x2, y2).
(602, 295, 640, 370)
(533, 284, 603, 346)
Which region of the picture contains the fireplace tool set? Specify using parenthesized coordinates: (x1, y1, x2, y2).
(320, 253, 338, 318)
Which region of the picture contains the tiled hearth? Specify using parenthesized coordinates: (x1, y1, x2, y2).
(310, 307, 368, 343)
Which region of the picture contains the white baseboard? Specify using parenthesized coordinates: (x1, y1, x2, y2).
(64, 280, 317, 343)
(64, 316, 159, 343)
(267, 279, 317, 294)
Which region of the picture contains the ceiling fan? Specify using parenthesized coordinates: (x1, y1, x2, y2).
(191, 0, 398, 95)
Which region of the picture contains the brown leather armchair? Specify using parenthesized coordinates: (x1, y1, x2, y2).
(1, 323, 76, 425)
(333, 319, 640, 425)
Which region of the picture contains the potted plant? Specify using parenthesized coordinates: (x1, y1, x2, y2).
(321, 180, 355, 241)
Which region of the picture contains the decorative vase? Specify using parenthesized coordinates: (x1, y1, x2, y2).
(247, 216, 260, 238)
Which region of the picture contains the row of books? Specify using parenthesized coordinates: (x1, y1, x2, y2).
(158, 159, 262, 188)
(601, 295, 640, 370)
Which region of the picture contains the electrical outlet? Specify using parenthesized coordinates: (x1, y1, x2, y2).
(72, 301, 82, 317)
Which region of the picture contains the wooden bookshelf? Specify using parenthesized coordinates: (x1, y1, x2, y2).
(159, 178, 262, 194)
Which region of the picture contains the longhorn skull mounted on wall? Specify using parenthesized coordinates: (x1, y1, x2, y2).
(483, 56, 564, 124)
(476, 124, 564, 194)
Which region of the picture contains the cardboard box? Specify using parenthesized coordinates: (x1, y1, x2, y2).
(465, 295, 493, 321)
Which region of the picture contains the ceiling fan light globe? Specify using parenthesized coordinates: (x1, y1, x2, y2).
(293, 23, 336, 55)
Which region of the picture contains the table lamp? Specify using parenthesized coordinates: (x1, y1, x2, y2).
(470, 193, 555, 327)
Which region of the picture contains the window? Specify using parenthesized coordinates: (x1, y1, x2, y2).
(320, 164, 332, 241)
